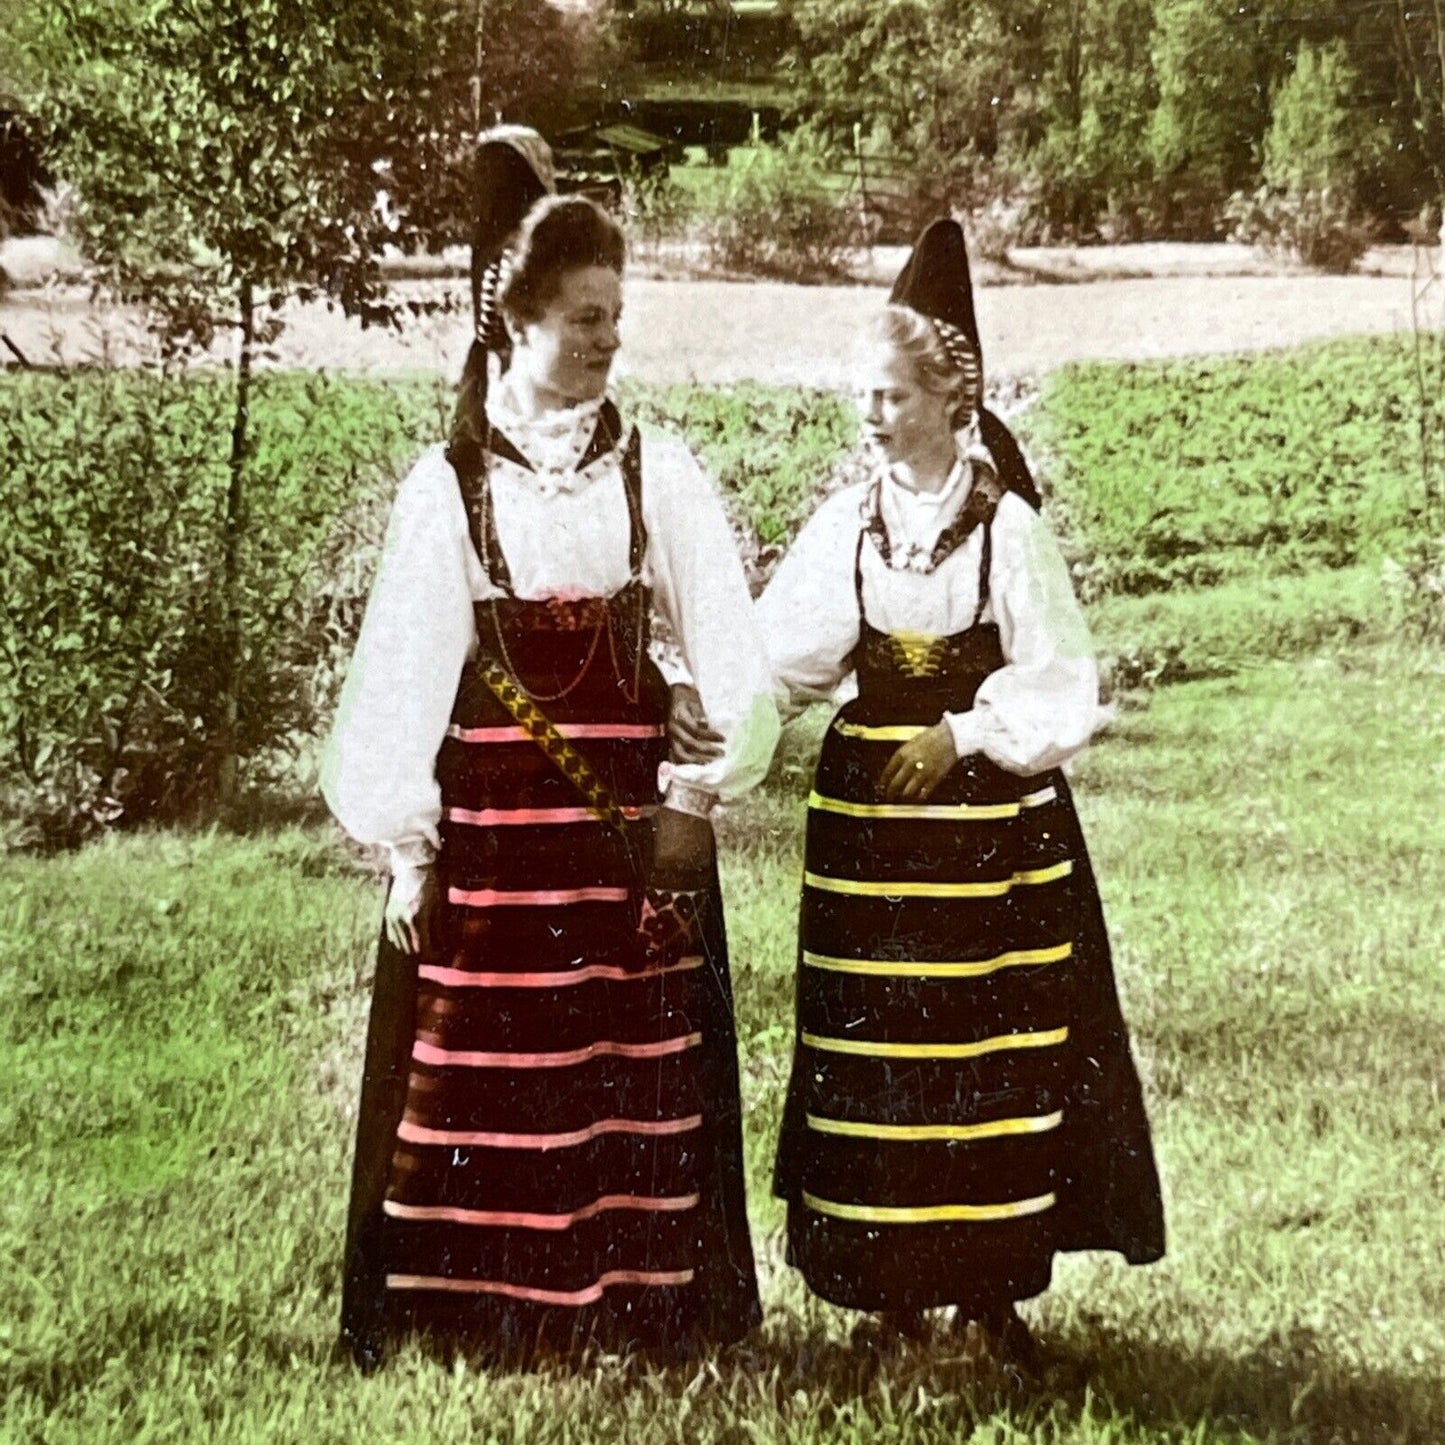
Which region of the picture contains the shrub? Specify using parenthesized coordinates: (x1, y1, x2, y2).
(1263, 41, 1382, 200)
(1225, 184, 1373, 274)
(1222, 41, 1383, 275)
(619, 379, 855, 552)
(1020, 337, 1445, 600)
(620, 164, 696, 266)
(683, 131, 864, 284)
(0, 369, 444, 844)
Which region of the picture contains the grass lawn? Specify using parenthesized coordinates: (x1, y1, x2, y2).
(3, 641, 1443, 1444)
(4, 335, 1443, 1440)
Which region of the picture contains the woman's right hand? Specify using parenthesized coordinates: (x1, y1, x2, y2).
(384, 866, 441, 956)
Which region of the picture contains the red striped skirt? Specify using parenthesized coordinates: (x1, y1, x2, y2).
(340, 633, 759, 1361)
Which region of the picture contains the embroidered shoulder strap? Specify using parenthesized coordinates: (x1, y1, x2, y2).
(447, 436, 515, 595)
(475, 660, 635, 835)
(973, 521, 993, 628)
(619, 423, 647, 583)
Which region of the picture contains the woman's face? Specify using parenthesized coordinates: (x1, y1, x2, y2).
(509, 265, 623, 407)
(855, 339, 956, 472)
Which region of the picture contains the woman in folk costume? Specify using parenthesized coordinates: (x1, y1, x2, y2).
(324, 130, 778, 1367)
(760, 220, 1164, 1359)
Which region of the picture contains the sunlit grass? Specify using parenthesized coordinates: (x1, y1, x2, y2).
(3, 643, 1442, 1443)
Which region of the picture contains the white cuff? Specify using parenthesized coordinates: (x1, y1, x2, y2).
(651, 639, 692, 689)
(662, 778, 718, 819)
(385, 839, 435, 908)
(943, 709, 986, 759)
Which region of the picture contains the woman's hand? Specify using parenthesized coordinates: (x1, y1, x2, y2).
(879, 720, 959, 803)
(384, 866, 441, 956)
(649, 805, 716, 891)
(667, 683, 725, 765)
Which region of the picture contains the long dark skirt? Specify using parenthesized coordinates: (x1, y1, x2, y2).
(773, 700, 1165, 1314)
(340, 853, 759, 1363)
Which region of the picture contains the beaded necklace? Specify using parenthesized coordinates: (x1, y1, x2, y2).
(471, 406, 648, 706)
(862, 458, 1006, 575)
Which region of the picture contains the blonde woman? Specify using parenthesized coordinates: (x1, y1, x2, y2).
(759, 221, 1164, 1362)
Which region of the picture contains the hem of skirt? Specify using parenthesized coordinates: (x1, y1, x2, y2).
(1053, 1235, 1166, 1267)
(340, 1293, 762, 1367)
(780, 1263, 1052, 1315)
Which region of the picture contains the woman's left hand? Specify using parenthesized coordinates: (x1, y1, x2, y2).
(879, 721, 959, 803)
(638, 807, 716, 954)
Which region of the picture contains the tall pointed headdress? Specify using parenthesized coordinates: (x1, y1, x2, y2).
(470, 124, 557, 355)
(890, 217, 1041, 511)
(450, 126, 556, 475)
(889, 218, 983, 415)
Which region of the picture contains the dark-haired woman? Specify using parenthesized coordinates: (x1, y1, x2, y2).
(324, 185, 777, 1366)
(760, 221, 1163, 1361)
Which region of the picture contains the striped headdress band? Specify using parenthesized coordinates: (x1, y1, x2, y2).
(931, 318, 982, 414)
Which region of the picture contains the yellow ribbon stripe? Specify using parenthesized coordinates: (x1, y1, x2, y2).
(802, 1191, 1057, 1225)
(801, 1026, 1068, 1060)
(806, 1110, 1064, 1142)
(804, 859, 1073, 898)
(809, 791, 1018, 821)
(833, 721, 927, 741)
(807, 786, 1057, 821)
(803, 942, 1071, 979)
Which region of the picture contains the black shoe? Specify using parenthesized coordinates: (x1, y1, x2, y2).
(987, 1304, 1043, 1361)
(953, 1304, 1044, 1375)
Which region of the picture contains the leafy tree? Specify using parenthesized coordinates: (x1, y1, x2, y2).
(1147, 0, 1266, 230)
(787, 0, 1047, 205)
(1023, 0, 1159, 235)
(373, 0, 595, 267)
(17, 0, 423, 803)
(1375, 0, 1445, 211)
(1264, 39, 1382, 198)
(14, 0, 598, 806)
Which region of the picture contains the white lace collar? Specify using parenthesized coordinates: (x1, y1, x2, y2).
(869, 417, 1000, 572)
(485, 380, 611, 498)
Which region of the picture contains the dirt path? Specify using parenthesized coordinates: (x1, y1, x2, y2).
(2, 267, 1436, 392)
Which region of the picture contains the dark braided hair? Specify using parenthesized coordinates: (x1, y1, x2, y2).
(449, 195, 626, 477)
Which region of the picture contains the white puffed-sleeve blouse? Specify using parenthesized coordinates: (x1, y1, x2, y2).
(756, 455, 1106, 776)
(322, 389, 780, 885)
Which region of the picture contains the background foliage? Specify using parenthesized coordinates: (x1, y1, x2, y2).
(4, 332, 1442, 843)
(0, 371, 446, 842)
(1022, 337, 1445, 598)
(777, 0, 1444, 249)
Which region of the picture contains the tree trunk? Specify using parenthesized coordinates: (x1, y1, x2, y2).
(1434, 0, 1445, 206)
(216, 278, 254, 808)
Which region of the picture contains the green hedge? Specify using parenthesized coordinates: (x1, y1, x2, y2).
(619, 379, 856, 547)
(1023, 336, 1443, 599)
(0, 369, 445, 841)
(2, 337, 1436, 842)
